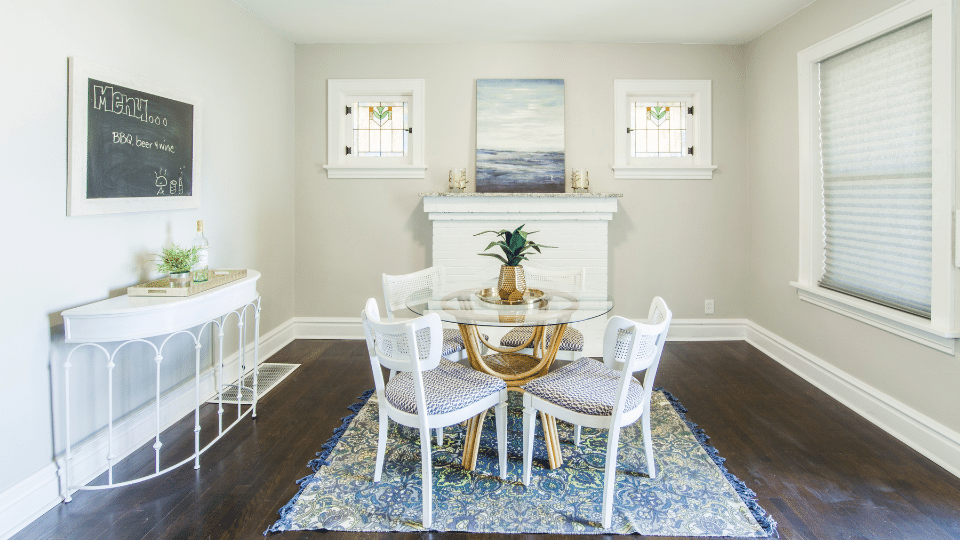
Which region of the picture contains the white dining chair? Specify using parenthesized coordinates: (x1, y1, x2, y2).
(361, 298, 508, 529)
(383, 266, 492, 445)
(520, 297, 672, 529)
(383, 266, 487, 362)
(498, 264, 586, 360)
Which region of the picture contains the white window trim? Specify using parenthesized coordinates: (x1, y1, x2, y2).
(793, 0, 957, 353)
(323, 79, 426, 179)
(612, 79, 717, 180)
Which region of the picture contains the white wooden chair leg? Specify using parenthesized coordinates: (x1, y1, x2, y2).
(435, 427, 443, 446)
(374, 405, 388, 482)
(574, 424, 581, 446)
(420, 427, 433, 529)
(642, 409, 656, 478)
(495, 390, 508, 479)
(601, 428, 621, 529)
(522, 404, 536, 486)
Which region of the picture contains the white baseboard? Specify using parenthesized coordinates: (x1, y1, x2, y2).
(292, 316, 364, 340)
(0, 318, 296, 540)
(0, 464, 61, 540)
(744, 321, 960, 479)
(6, 315, 960, 539)
(667, 318, 749, 341)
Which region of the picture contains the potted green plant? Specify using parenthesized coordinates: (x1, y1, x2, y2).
(156, 244, 200, 287)
(475, 224, 555, 301)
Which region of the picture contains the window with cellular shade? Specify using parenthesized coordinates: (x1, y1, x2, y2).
(818, 16, 933, 318)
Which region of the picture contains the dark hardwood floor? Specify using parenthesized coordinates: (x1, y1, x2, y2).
(15, 339, 960, 539)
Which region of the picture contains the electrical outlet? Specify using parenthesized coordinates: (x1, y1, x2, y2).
(704, 299, 715, 315)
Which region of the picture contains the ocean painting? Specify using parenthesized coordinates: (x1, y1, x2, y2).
(476, 79, 565, 193)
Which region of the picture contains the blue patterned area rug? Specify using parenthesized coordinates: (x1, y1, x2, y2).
(267, 389, 777, 536)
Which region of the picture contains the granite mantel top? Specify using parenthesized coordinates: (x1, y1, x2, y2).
(420, 192, 622, 198)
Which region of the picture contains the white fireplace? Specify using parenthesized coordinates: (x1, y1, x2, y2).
(422, 192, 620, 355)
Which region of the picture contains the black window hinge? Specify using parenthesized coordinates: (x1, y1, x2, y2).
(345, 106, 352, 115)
(687, 106, 694, 115)
(688, 146, 695, 155)
(626, 127, 634, 133)
(406, 127, 413, 133)
(345, 146, 352, 155)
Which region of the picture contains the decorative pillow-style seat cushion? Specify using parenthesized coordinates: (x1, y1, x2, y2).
(442, 328, 488, 356)
(522, 357, 642, 416)
(385, 358, 506, 415)
(500, 326, 584, 352)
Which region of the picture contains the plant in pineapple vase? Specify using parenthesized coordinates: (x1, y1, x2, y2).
(475, 224, 555, 301)
(156, 244, 200, 287)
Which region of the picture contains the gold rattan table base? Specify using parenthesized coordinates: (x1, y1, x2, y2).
(457, 322, 569, 471)
(473, 353, 544, 387)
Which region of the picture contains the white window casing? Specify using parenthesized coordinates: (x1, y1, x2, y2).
(793, 0, 957, 353)
(324, 79, 426, 179)
(612, 79, 717, 180)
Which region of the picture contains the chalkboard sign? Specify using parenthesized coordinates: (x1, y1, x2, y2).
(68, 58, 201, 215)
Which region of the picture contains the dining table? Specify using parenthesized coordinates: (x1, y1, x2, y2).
(406, 280, 614, 471)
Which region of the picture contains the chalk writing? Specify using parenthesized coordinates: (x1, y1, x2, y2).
(109, 132, 179, 156)
(112, 131, 131, 145)
(92, 84, 167, 126)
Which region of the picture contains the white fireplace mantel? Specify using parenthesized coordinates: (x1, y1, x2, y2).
(421, 192, 620, 223)
(422, 192, 621, 354)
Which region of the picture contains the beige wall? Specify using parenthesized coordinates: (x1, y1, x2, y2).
(294, 43, 751, 321)
(0, 0, 295, 492)
(746, 0, 960, 434)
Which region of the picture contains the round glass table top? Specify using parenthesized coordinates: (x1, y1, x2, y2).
(405, 286, 614, 327)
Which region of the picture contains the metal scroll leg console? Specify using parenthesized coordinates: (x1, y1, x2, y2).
(59, 297, 261, 502)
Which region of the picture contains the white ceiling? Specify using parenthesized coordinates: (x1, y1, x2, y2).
(232, 0, 816, 45)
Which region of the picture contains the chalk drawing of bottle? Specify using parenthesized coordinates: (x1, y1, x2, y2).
(172, 167, 185, 195)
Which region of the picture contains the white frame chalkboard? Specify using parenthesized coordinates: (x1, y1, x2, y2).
(67, 57, 202, 216)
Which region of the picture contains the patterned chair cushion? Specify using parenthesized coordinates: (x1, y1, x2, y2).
(522, 357, 642, 416)
(385, 358, 506, 415)
(441, 328, 489, 356)
(499, 326, 584, 352)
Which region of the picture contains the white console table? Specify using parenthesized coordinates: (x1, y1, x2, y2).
(59, 270, 262, 501)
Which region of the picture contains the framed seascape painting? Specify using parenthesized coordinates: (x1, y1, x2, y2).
(476, 79, 564, 193)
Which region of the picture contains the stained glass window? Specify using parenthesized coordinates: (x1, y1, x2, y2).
(352, 101, 408, 157)
(630, 101, 687, 157)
